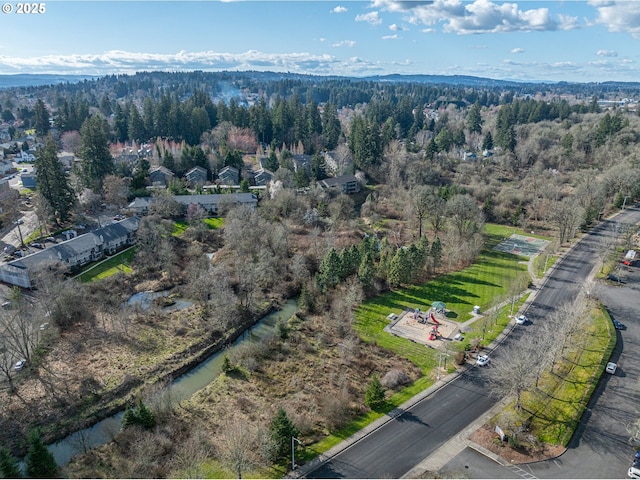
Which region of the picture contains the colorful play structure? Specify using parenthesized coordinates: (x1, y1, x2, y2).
(411, 308, 443, 340)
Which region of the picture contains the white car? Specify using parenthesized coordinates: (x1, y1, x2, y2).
(14, 359, 26, 371)
(606, 362, 617, 375)
(628, 466, 640, 479)
(516, 315, 528, 325)
(476, 354, 490, 367)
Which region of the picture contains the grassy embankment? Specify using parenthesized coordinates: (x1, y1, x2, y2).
(308, 224, 539, 456)
(493, 304, 615, 446)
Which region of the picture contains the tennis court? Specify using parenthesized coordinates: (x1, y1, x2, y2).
(494, 234, 549, 257)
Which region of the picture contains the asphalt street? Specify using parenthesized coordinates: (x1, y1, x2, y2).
(441, 207, 640, 479)
(305, 207, 640, 479)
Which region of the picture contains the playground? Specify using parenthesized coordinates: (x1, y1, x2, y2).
(494, 234, 549, 257)
(385, 306, 463, 348)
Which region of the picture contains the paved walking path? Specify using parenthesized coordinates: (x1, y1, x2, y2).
(291, 217, 619, 479)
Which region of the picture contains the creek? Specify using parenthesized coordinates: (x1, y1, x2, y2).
(46, 297, 298, 466)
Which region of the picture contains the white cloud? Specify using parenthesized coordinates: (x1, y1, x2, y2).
(331, 6, 347, 14)
(376, 0, 575, 34)
(332, 40, 357, 47)
(596, 49, 618, 57)
(589, 1, 640, 39)
(511, 48, 524, 54)
(382, 34, 399, 40)
(0, 50, 360, 75)
(355, 11, 382, 26)
(389, 23, 407, 31)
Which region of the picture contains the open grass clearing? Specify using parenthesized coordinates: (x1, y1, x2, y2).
(312, 224, 532, 457)
(76, 247, 137, 282)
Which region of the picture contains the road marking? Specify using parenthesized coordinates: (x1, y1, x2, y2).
(508, 464, 538, 479)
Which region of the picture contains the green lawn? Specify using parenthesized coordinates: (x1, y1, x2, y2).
(310, 224, 532, 457)
(76, 247, 137, 282)
(173, 217, 224, 236)
(204, 217, 224, 229)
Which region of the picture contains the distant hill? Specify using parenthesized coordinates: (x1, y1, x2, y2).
(361, 74, 527, 87)
(0, 74, 96, 89)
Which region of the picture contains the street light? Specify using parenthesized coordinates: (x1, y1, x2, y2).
(14, 219, 25, 249)
(291, 436, 302, 471)
(437, 351, 449, 381)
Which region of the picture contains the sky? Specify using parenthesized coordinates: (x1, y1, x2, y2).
(1, 1, 640, 83)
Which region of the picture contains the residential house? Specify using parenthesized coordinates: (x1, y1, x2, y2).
(0, 159, 13, 175)
(319, 174, 360, 194)
(149, 166, 175, 186)
(20, 172, 36, 189)
(57, 152, 75, 170)
(0, 216, 141, 288)
(127, 197, 152, 215)
(252, 168, 274, 187)
(185, 166, 208, 187)
(218, 166, 239, 185)
(128, 193, 257, 216)
(15, 151, 35, 163)
(292, 154, 311, 175)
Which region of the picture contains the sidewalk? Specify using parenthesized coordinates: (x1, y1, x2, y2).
(290, 218, 617, 479)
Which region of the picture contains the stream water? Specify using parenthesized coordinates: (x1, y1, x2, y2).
(46, 297, 299, 466)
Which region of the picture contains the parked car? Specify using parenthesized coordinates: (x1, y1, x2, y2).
(476, 354, 490, 367)
(14, 359, 26, 371)
(30, 242, 44, 249)
(613, 319, 626, 330)
(516, 315, 528, 325)
(1, 301, 11, 309)
(606, 362, 617, 374)
(629, 466, 640, 479)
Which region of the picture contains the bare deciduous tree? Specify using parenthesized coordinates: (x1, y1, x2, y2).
(215, 416, 262, 479)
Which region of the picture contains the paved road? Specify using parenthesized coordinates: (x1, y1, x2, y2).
(440, 207, 640, 479)
(306, 208, 640, 479)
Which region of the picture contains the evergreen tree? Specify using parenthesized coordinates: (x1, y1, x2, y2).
(317, 247, 342, 291)
(466, 102, 482, 134)
(33, 99, 50, 137)
(122, 398, 156, 430)
(269, 407, 299, 459)
(0, 447, 22, 478)
(79, 115, 115, 192)
(321, 102, 341, 150)
(482, 131, 493, 151)
(35, 137, 76, 225)
(265, 150, 279, 172)
(128, 105, 146, 142)
(365, 374, 385, 410)
(358, 251, 375, 291)
(25, 431, 58, 479)
(220, 355, 233, 373)
(388, 247, 410, 287)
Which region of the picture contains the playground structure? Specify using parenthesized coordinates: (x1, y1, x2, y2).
(387, 305, 457, 346)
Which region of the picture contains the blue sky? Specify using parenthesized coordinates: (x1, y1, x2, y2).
(1, 1, 640, 82)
